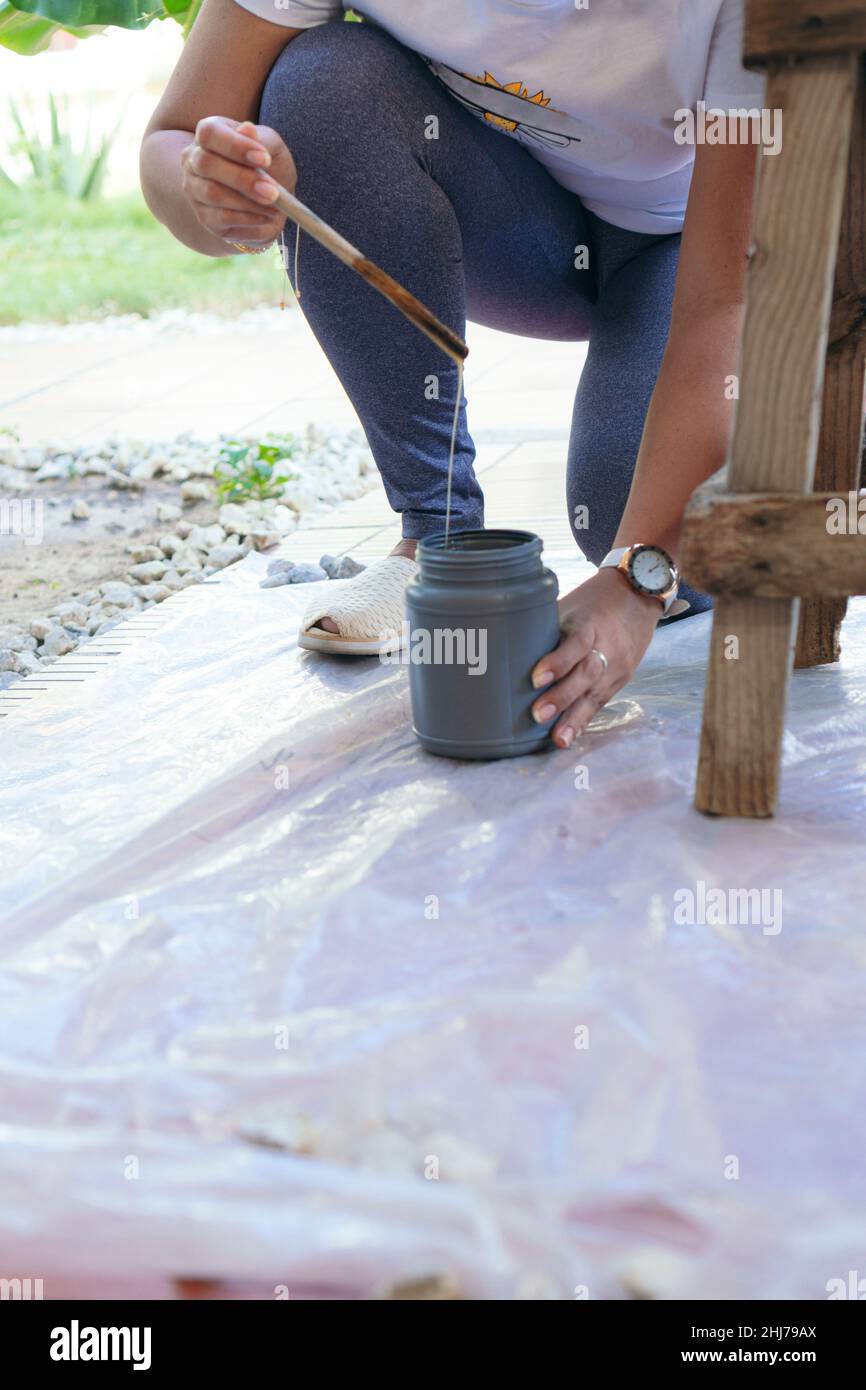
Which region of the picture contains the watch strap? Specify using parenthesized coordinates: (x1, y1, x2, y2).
(599, 546, 688, 618)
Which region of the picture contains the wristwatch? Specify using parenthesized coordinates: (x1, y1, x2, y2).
(599, 544, 689, 617)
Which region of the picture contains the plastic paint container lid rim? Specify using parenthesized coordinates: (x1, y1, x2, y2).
(417, 530, 546, 579)
(420, 528, 541, 556)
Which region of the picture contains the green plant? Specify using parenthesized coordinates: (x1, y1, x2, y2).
(213, 432, 300, 503)
(0, 0, 354, 53)
(2, 91, 120, 199)
(0, 1, 187, 54)
(0, 1, 104, 54)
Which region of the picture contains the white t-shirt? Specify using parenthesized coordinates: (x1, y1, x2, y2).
(233, 0, 765, 234)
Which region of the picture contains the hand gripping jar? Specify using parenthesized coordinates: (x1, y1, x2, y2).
(405, 529, 560, 759)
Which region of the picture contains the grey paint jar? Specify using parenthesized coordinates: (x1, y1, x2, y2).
(405, 529, 560, 760)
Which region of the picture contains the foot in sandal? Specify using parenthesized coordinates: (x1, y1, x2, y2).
(298, 540, 418, 656)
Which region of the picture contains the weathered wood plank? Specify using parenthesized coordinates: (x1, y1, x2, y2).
(728, 59, 858, 494)
(796, 58, 866, 666)
(695, 58, 857, 817)
(682, 490, 866, 596)
(746, 1, 866, 65)
(698, 598, 799, 818)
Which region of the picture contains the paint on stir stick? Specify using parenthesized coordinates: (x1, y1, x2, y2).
(444, 359, 463, 549)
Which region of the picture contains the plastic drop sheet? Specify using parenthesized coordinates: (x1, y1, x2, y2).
(1, 548, 866, 1300)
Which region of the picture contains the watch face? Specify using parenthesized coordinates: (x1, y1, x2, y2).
(629, 546, 674, 595)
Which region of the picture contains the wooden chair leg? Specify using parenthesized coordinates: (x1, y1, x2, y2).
(695, 57, 859, 816)
(796, 57, 866, 668)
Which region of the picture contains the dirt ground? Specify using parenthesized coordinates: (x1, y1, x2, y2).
(0, 473, 217, 646)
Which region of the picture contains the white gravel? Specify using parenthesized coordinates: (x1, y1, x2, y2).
(0, 422, 376, 689)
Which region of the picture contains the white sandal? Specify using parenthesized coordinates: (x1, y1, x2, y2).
(297, 554, 418, 656)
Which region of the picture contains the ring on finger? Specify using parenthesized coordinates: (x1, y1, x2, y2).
(591, 647, 608, 676)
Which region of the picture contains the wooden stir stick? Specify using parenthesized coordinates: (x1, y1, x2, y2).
(270, 180, 468, 366)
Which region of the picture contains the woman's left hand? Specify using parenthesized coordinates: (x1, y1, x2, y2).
(531, 567, 663, 749)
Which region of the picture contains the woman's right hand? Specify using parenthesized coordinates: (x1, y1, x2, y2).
(180, 116, 298, 248)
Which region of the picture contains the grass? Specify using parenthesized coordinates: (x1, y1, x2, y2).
(0, 184, 284, 324)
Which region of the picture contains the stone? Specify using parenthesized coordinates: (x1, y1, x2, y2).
(159, 569, 183, 591)
(158, 534, 182, 557)
(175, 520, 193, 540)
(29, 618, 53, 641)
(180, 480, 212, 503)
(7, 634, 37, 652)
(16, 651, 43, 676)
(219, 502, 257, 536)
(156, 502, 182, 524)
(128, 544, 164, 564)
(245, 526, 281, 552)
(35, 459, 70, 482)
(288, 562, 328, 583)
(49, 601, 89, 627)
(333, 555, 366, 579)
(40, 627, 75, 659)
(284, 482, 325, 516)
(260, 571, 295, 589)
(267, 558, 295, 577)
(128, 458, 160, 482)
(105, 467, 140, 489)
(186, 523, 225, 552)
(187, 454, 216, 477)
(0, 648, 21, 672)
(99, 580, 136, 606)
(128, 560, 167, 583)
(208, 543, 244, 570)
(172, 548, 203, 575)
(136, 582, 171, 602)
(70, 498, 91, 521)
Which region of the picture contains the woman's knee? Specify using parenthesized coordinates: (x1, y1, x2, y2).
(260, 20, 418, 157)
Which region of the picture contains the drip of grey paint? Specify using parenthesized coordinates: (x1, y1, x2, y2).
(443, 360, 463, 549)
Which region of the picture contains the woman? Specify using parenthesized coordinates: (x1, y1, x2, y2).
(140, 0, 761, 750)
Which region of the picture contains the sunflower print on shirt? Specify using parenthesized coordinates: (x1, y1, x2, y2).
(425, 62, 584, 150)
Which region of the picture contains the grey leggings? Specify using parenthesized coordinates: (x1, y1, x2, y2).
(260, 19, 708, 614)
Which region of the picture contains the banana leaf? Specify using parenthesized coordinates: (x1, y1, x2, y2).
(0, 0, 196, 53)
(0, 1, 106, 51)
(5, 0, 164, 29)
